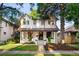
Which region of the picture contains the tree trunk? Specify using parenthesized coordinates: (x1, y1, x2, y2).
(60, 4, 65, 44)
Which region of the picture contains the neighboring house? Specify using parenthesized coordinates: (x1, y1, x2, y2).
(57, 25, 79, 44)
(0, 18, 18, 43)
(19, 14, 59, 44)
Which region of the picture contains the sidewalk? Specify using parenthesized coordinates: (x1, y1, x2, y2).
(0, 50, 79, 54)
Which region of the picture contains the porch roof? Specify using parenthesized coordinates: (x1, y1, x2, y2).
(65, 26, 79, 32)
(18, 28, 59, 32)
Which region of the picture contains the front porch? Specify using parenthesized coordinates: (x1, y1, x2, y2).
(20, 31, 58, 44)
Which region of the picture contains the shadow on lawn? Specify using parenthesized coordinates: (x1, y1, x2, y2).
(44, 43, 79, 51)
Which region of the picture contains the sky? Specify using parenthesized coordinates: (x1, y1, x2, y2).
(5, 3, 32, 14)
(4, 3, 74, 29)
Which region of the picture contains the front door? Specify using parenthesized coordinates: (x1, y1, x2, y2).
(39, 32, 43, 40)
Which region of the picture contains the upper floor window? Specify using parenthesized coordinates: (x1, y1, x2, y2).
(26, 20, 29, 25)
(23, 19, 26, 25)
(33, 21, 36, 25)
(41, 20, 44, 25)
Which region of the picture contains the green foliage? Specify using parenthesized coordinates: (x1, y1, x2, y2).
(29, 9, 41, 20)
(30, 3, 57, 19)
(28, 36, 32, 41)
(6, 38, 16, 44)
(30, 3, 79, 29)
(65, 4, 79, 28)
(76, 32, 79, 39)
(48, 37, 53, 43)
(25, 41, 35, 44)
(0, 3, 23, 24)
(11, 31, 20, 43)
(37, 3, 56, 19)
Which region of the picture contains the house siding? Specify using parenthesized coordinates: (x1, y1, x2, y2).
(0, 20, 14, 42)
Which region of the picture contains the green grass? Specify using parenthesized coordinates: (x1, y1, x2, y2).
(0, 44, 38, 51)
(0, 53, 79, 56)
(71, 44, 79, 49)
(0, 54, 34, 56)
(10, 45, 38, 51)
(0, 44, 19, 50)
(44, 54, 79, 56)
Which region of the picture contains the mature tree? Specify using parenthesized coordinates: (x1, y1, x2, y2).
(0, 3, 23, 25)
(59, 4, 66, 43)
(65, 4, 79, 29)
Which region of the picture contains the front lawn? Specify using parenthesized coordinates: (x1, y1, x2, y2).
(68, 43, 79, 49)
(0, 44, 38, 51)
(44, 54, 79, 56)
(0, 44, 18, 50)
(10, 44, 38, 51)
(0, 54, 34, 56)
(0, 53, 79, 56)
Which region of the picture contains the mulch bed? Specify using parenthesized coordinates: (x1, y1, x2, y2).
(44, 43, 79, 51)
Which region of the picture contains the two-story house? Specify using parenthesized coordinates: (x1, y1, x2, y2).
(0, 18, 18, 43)
(19, 14, 59, 44)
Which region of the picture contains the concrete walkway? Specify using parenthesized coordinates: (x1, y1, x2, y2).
(0, 50, 79, 54)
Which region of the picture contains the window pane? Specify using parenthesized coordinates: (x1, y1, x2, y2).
(41, 20, 44, 25)
(23, 19, 26, 24)
(33, 21, 36, 25)
(27, 20, 29, 25)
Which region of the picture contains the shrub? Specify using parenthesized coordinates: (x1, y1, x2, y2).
(28, 36, 32, 41)
(48, 37, 53, 43)
(6, 38, 16, 44)
(76, 32, 79, 39)
(6, 38, 20, 44)
(24, 41, 35, 44)
(11, 31, 20, 43)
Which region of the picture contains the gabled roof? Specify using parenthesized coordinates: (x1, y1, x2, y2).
(0, 18, 19, 28)
(20, 14, 32, 20)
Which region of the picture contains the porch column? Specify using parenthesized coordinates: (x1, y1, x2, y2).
(43, 32, 47, 44)
(20, 32, 28, 43)
(32, 32, 39, 45)
(51, 32, 54, 43)
(53, 32, 57, 44)
(20, 32, 24, 43)
(43, 32, 47, 40)
(25, 32, 29, 42)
